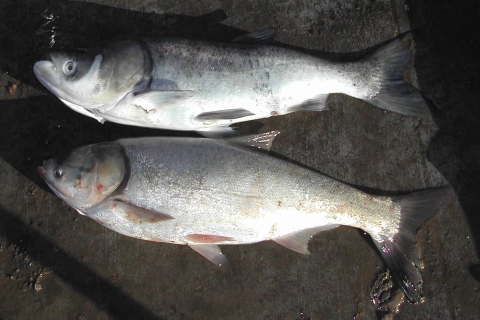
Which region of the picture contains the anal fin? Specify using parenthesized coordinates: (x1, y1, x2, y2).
(273, 225, 339, 254)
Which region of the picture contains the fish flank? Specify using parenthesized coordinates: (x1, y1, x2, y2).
(34, 34, 429, 134)
(37, 135, 452, 304)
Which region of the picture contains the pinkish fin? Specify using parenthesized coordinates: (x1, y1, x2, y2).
(226, 131, 280, 151)
(273, 225, 339, 254)
(188, 244, 228, 268)
(185, 234, 235, 244)
(109, 200, 174, 224)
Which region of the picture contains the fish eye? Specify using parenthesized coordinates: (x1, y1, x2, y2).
(53, 166, 63, 179)
(63, 61, 77, 76)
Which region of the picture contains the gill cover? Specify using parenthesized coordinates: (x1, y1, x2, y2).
(33, 40, 153, 110)
(39, 142, 127, 210)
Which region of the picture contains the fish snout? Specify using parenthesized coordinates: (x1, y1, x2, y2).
(37, 165, 46, 179)
(33, 60, 55, 76)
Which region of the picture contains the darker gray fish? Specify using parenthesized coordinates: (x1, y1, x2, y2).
(34, 31, 428, 135)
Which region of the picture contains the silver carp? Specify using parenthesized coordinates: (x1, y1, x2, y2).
(33, 30, 428, 135)
(37, 132, 451, 303)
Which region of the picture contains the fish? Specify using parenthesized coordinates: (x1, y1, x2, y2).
(33, 30, 429, 136)
(37, 132, 452, 303)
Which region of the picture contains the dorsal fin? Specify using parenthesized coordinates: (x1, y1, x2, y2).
(226, 131, 280, 151)
(231, 28, 276, 45)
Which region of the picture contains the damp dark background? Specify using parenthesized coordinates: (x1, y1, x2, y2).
(0, 0, 479, 319)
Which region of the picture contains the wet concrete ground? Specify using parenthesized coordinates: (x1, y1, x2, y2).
(1, 0, 480, 319)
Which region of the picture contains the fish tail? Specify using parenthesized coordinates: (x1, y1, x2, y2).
(372, 187, 453, 303)
(364, 35, 430, 117)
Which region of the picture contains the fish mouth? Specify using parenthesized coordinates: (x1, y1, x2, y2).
(36, 164, 70, 204)
(33, 60, 86, 108)
(33, 58, 106, 110)
(37, 166, 46, 179)
(33, 60, 60, 95)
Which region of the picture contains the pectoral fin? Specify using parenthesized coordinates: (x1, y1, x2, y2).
(195, 108, 255, 120)
(109, 199, 174, 224)
(76, 209, 86, 216)
(273, 225, 339, 254)
(188, 244, 229, 268)
(59, 98, 106, 123)
(131, 90, 196, 112)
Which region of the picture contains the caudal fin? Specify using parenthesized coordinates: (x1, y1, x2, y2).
(373, 187, 453, 303)
(365, 35, 430, 117)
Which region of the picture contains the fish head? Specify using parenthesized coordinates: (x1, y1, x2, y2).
(37, 142, 127, 211)
(33, 41, 153, 110)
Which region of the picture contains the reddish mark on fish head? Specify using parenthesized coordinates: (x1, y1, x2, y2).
(96, 183, 104, 191)
(75, 175, 82, 189)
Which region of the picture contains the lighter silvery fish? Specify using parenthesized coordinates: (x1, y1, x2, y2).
(37, 132, 452, 303)
(33, 30, 428, 136)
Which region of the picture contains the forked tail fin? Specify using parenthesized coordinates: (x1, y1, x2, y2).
(373, 187, 453, 303)
(365, 35, 430, 117)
